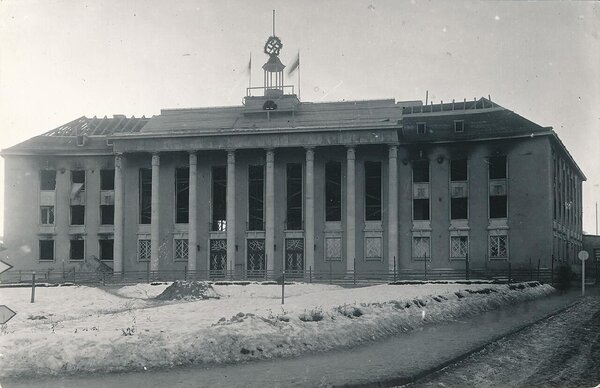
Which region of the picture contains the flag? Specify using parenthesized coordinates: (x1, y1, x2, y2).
(247, 53, 252, 74)
(287, 52, 300, 75)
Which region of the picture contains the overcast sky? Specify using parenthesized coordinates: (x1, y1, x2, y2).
(0, 0, 598, 235)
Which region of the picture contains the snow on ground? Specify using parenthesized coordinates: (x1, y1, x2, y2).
(0, 281, 554, 378)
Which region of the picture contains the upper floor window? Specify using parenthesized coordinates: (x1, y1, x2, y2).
(450, 159, 467, 181)
(365, 161, 382, 221)
(417, 122, 426, 135)
(40, 170, 56, 190)
(175, 167, 189, 224)
(413, 160, 430, 183)
(100, 169, 115, 190)
(211, 166, 227, 231)
(489, 156, 507, 179)
(71, 170, 86, 192)
(40, 206, 55, 225)
(454, 120, 464, 133)
(139, 168, 152, 224)
(286, 163, 303, 230)
(248, 165, 265, 230)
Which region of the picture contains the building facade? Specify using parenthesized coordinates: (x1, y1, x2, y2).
(1, 34, 586, 278)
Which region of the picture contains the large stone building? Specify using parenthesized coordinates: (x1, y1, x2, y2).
(1, 34, 586, 279)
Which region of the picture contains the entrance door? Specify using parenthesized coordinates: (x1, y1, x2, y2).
(247, 239, 265, 276)
(209, 239, 227, 276)
(285, 238, 304, 274)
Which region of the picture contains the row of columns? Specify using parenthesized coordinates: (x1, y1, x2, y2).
(112, 145, 399, 275)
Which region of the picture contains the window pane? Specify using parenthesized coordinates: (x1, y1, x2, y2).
(413, 160, 429, 183)
(325, 161, 341, 222)
(100, 169, 115, 190)
(139, 169, 152, 224)
(40, 206, 54, 225)
(450, 159, 467, 181)
(174, 239, 189, 261)
(451, 197, 468, 220)
(176, 168, 189, 224)
(39, 240, 54, 261)
(139, 239, 151, 261)
(450, 236, 468, 258)
(489, 196, 507, 218)
(365, 161, 382, 221)
(212, 166, 227, 231)
(71, 205, 85, 225)
(413, 237, 430, 258)
(413, 199, 430, 220)
(286, 163, 302, 230)
(70, 240, 84, 261)
(41, 170, 56, 190)
(100, 205, 114, 225)
(248, 165, 264, 230)
(99, 239, 114, 261)
(489, 156, 507, 179)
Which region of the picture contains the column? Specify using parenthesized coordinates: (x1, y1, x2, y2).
(113, 153, 124, 275)
(188, 152, 198, 273)
(305, 147, 315, 273)
(265, 149, 275, 273)
(346, 146, 356, 272)
(388, 145, 399, 272)
(226, 150, 236, 272)
(150, 153, 160, 272)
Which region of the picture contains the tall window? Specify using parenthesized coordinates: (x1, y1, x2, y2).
(211, 166, 227, 231)
(39, 240, 54, 261)
(139, 168, 152, 224)
(489, 156, 507, 219)
(71, 205, 85, 225)
(40, 170, 56, 190)
(71, 170, 86, 192)
(40, 206, 55, 225)
(70, 240, 85, 261)
(286, 163, 302, 230)
(413, 160, 430, 221)
(100, 205, 114, 225)
(175, 167, 189, 224)
(100, 169, 115, 190)
(325, 161, 341, 222)
(450, 159, 468, 220)
(365, 162, 382, 221)
(99, 239, 114, 261)
(248, 165, 264, 230)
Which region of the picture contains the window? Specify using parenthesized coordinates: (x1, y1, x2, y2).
(71, 170, 86, 192)
(286, 163, 302, 230)
(100, 169, 115, 190)
(70, 240, 85, 261)
(413, 160, 429, 183)
(325, 161, 342, 222)
(40, 170, 56, 190)
(175, 167, 189, 224)
(454, 120, 464, 133)
(248, 165, 264, 230)
(138, 239, 151, 261)
(489, 156, 507, 179)
(99, 239, 114, 261)
(450, 236, 468, 258)
(71, 205, 85, 225)
(174, 239, 189, 261)
(490, 235, 508, 258)
(139, 168, 152, 224)
(100, 205, 114, 225)
(413, 199, 430, 220)
(450, 159, 467, 181)
(365, 161, 382, 221)
(417, 122, 426, 135)
(40, 206, 54, 225)
(325, 237, 342, 261)
(413, 236, 430, 259)
(489, 196, 507, 219)
(211, 166, 227, 231)
(39, 240, 54, 261)
(451, 197, 468, 220)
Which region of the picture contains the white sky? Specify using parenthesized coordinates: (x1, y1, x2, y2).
(0, 0, 599, 235)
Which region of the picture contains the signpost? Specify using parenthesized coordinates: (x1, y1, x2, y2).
(578, 250, 589, 297)
(0, 261, 16, 324)
(0, 305, 16, 324)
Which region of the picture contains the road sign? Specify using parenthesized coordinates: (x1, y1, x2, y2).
(0, 260, 12, 275)
(0, 305, 16, 324)
(578, 251, 589, 261)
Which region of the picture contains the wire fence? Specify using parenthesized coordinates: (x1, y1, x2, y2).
(0, 260, 585, 287)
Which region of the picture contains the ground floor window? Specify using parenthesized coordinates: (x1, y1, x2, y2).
(138, 239, 151, 262)
(325, 237, 342, 261)
(209, 239, 227, 271)
(412, 236, 430, 260)
(99, 239, 114, 261)
(450, 236, 468, 259)
(70, 240, 85, 261)
(174, 239, 188, 261)
(489, 235, 508, 259)
(247, 239, 265, 272)
(39, 240, 54, 261)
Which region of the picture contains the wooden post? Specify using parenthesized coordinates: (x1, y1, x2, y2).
(329, 261, 332, 285)
(508, 261, 512, 283)
(281, 271, 285, 305)
(309, 266, 312, 284)
(529, 257, 533, 281)
(551, 254, 555, 285)
(31, 272, 36, 303)
(537, 258, 541, 281)
(146, 261, 150, 284)
(465, 252, 470, 281)
(393, 256, 397, 282)
(424, 252, 428, 281)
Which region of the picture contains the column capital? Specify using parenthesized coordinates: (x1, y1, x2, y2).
(305, 147, 315, 161)
(115, 153, 124, 168)
(346, 146, 356, 160)
(151, 153, 160, 166)
(189, 151, 197, 165)
(227, 149, 236, 163)
(388, 144, 398, 158)
(266, 149, 275, 163)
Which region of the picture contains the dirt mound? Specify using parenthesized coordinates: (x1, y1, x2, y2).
(155, 281, 220, 301)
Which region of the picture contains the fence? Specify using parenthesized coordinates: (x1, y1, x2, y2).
(0, 263, 565, 287)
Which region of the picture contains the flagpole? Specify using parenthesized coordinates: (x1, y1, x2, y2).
(249, 52, 252, 90)
(298, 51, 301, 100)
